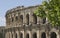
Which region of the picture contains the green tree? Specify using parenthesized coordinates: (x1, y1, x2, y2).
(34, 0, 60, 26)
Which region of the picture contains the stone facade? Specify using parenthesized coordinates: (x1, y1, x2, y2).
(0, 5, 60, 38)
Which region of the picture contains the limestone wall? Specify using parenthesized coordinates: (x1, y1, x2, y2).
(5, 5, 46, 27)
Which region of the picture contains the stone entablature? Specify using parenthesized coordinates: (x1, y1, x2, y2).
(6, 5, 39, 15)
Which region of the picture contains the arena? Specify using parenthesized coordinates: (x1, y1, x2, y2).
(0, 5, 60, 38)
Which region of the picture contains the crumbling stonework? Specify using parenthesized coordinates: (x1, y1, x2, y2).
(0, 5, 60, 38)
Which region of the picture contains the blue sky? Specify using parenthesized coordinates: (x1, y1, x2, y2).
(0, 0, 43, 26)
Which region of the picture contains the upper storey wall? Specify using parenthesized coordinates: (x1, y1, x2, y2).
(5, 5, 47, 27)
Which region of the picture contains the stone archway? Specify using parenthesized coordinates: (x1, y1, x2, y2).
(15, 16, 18, 21)
(26, 14, 29, 25)
(26, 33, 29, 38)
(42, 17, 46, 24)
(20, 15, 23, 24)
(33, 14, 37, 24)
(33, 33, 37, 38)
(41, 32, 46, 38)
(50, 32, 57, 38)
(20, 33, 23, 38)
(11, 17, 14, 22)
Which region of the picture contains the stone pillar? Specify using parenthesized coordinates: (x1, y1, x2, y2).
(20, 31, 24, 38)
(23, 31, 24, 38)
(16, 31, 20, 38)
(57, 32, 59, 38)
(37, 30, 40, 38)
(9, 32, 12, 38)
(30, 31, 32, 38)
(23, 12, 26, 25)
(5, 32, 8, 38)
(12, 32, 15, 38)
(8, 32, 9, 38)
(39, 31, 42, 38)
(7, 32, 10, 38)
(24, 31, 26, 38)
(46, 18, 48, 24)
(37, 16, 40, 24)
(46, 32, 50, 38)
(29, 12, 33, 25)
(6, 32, 10, 38)
(40, 18, 43, 24)
(49, 32, 51, 38)
(29, 32, 32, 38)
(59, 31, 60, 38)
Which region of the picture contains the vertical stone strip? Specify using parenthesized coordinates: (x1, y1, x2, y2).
(23, 11, 26, 25)
(37, 30, 39, 38)
(46, 31, 49, 38)
(40, 18, 43, 24)
(29, 12, 33, 25)
(16, 31, 20, 38)
(23, 31, 24, 38)
(7, 32, 10, 38)
(39, 31, 41, 38)
(12, 32, 15, 38)
(37, 16, 40, 24)
(10, 32, 12, 38)
(46, 18, 48, 24)
(5, 32, 8, 38)
(57, 32, 59, 38)
(20, 31, 24, 38)
(29, 31, 31, 38)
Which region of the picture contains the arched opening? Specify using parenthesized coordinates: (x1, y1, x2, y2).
(33, 14, 37, 24)
(41, 32, 46, 38)
(15, 33, 17, 38)
(43, 17, 46, 24)
(50, 32, 57, 38)
(26, 33, 29, 38)
(26, 14, 29, 25)
(11, 17, 14, 22)
(20, 33, 23, 38)
(20, 15, 23, 24)
(16, 16, 18, 21)
(33, 33, 37, 38)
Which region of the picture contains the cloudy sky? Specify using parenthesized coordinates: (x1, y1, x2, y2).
(0, 0, 43, 26)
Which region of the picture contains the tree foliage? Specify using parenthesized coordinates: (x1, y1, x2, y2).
(34, 0, 60, 26)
